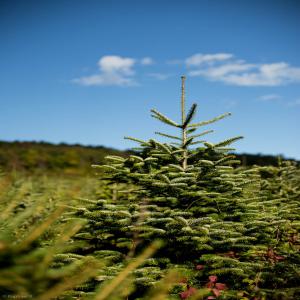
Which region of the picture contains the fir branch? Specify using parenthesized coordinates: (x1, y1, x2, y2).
(160, 174, 171, 184)
(169, 183, 188, 187)
(215, 155, 236, 165)
(155, 131, 181, 140)
(151, 109, 180, 127)
(182, 103, 197, 128)
(171, 149, 185, 154)
(189, 112, 231, 128)
(129, 155, 144, 162)
(190, 140, 205, 145)
(190, 129, 214, 139)
(168, 164, 185, 171)
(106, 156, 126, 162)
(198, 160, 215, 166)
(183, 137, 194, 148)
(156, 142, 172, 154)
(124, 136, 149, 145)
(187, 127, 197, 134)
(215, 147, 236, 152)
(214, 136, 243, 148)
(144, 157, 158, 163)
(204, 142, 215, 148)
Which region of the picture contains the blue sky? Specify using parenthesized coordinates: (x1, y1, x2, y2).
(1, 0, 300, 158)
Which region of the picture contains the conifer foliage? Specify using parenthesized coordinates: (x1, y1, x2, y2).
(65, 77, 294, 299)
(94, 77, 299, 299)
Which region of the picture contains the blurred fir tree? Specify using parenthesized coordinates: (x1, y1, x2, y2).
(0, 176, 100, 299)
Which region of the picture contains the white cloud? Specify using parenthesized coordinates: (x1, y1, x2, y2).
(140, 57, 154, 65)
(98, 56, 135, 75)
(186, 53, 233, 67)
(185, 53, 300, 86)
(73, 73, 136, 86)
(259, 94, 281, 101)
(189, 61, 255, 77)
(73, 55, 138, 86)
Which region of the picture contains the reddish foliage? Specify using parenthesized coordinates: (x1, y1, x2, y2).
(205, 281, 214, 288)
(275, 255, 284, 261)
(212, 288, 221, 297)
(205, 275, 227, 299)
(266, 248, 285, 263)
(208, 275, 218, 283)
(195, 264, 204, 270)
(179, 286, 197, 299)
(215, 283, 227, 290)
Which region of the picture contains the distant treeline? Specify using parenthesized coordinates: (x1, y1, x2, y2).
(0, 141, 130, 175)
(235, 153, 293, 167)
(0, 141, 297, 175)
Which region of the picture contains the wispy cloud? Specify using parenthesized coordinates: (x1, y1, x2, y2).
(140, 57, 154, 65)
(73, 55, 154, 86)
(185, 53, 233, 67)
(185, 53, 300, 86)
(287, 99, 300, 107)
(257, 94, 300, 108)
(259, 94, 281, 101)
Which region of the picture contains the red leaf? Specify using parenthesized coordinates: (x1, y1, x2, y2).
(207, 296, 216, 300)
(205, 281, 214, 288)
(209, 275, 218, 283)
(215, 283, 227, 290)
(212, 288, 221, 297)
(180, 291, 189, 300)
(179, 286, 197, 299)
(196, 264, 204, 270)
(275, 255, 284, 261)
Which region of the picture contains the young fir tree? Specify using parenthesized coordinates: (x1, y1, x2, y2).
(68, 76, 273, 299)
